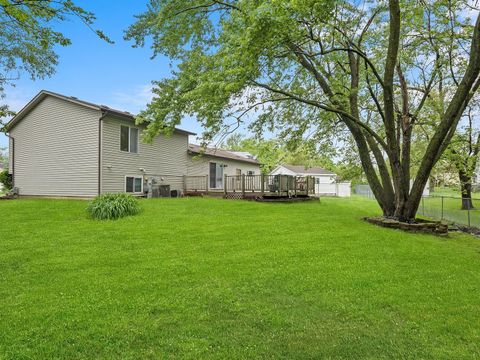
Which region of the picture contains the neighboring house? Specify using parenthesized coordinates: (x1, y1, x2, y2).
(6, 90, 195, 197)
(187, 144, 261, 190)
(270, 164, 351, 197)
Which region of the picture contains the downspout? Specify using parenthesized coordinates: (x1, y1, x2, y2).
(98, 111, 108, 195)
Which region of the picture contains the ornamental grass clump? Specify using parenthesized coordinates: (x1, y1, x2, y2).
(87, 193, 140, 220)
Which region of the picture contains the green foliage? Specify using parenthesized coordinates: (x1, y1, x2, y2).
(0, 0, 111, 124)
(223, 134, 287, 173)
(125, 0, 337, 143)
(0, 147, 7, 169)
(0, 169, 12, 190)
(87, 193, 140, 220)
(223, 133, 361, 181)
(442, 102, 480, 192)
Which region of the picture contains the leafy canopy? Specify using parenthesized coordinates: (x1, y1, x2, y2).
(0, 0, 111, 126)
(126, 0, 336, 143)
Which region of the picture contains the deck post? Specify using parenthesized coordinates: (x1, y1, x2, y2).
(294, 176, 297, 197)
(224, 174, 227, 195)
(306, 176, 309, 196)
(261, 174, 265, 197)
(286, 175, 290, 197)
(241, 174, 246, 198)
(205, 175, 209, 195)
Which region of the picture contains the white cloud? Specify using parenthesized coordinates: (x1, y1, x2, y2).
(109, 84, 154, 114)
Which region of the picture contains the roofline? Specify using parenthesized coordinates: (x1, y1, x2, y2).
(277, 164, 336, 176)
(102, 109, 196, 136)
(5, 90, 97, 131)
(188, 148, 260, 165)
(5, 90, 196, 136)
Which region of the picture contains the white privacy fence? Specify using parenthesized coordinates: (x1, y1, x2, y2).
(355, 183, 430, 197)
(315, 182, 351, 197)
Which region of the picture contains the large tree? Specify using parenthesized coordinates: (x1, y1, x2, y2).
(126, 0, 480, 222)
(0, 0, 110, 127)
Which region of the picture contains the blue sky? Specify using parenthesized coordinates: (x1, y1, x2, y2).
(0, 0, 207, 149)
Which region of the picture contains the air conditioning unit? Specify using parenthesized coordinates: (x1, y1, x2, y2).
(151, 185, 171, 198)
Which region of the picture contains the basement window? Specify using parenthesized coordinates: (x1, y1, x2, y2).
(125, 176, 143, 193)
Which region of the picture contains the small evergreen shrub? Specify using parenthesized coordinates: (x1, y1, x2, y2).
(87, 193, 140, 220)
(0, 169, 12, 190)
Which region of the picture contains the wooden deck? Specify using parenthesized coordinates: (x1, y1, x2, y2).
(184, 174, 316, 200)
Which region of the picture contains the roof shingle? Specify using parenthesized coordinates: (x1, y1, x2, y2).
(188, 144, 260, 165)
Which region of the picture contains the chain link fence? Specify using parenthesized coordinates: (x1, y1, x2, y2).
(419, 196, 480, 228)
(354, 185, 479, 228)
(354, 184, 376, 198)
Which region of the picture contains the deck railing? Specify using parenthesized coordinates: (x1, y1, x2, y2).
(142, 174, 315, 198)
(183, 175, 208, 192)
(224, 174, 315, 196)
(183, 174, 315, 197)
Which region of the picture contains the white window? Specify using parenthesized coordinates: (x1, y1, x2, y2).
(125, 176, 143, 193)
(120, 125, 139, 153)
(247, 170, 255, 175)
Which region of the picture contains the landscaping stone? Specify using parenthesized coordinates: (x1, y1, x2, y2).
(364, 216, 448, 235)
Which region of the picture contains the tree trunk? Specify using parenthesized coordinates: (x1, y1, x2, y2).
(459, 171, 474, 210)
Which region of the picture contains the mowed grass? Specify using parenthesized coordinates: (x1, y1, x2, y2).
(1, 197, 480, 359)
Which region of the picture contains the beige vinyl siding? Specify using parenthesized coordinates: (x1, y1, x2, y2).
(187, 154, 261, 189)
(101, 117, 188, 193)
(9, 96, 100, 197)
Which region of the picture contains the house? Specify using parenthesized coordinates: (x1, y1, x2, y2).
(187, 144, 261, 190)
(6, 90, 195, 197)
(270, 164, 351, 197)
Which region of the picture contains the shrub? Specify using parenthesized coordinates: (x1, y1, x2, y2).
(87, 193, 140, 220)
(0, 169, 12, 190)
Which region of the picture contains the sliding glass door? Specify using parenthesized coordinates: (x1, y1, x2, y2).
(209, 162, 224, 189)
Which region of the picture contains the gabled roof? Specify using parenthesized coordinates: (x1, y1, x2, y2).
(188, 144, 260, 165)
(280, 164, 336, 175)
(5, 90, 196, 136)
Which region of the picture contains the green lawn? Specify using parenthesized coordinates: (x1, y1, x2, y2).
(1, 197, 480, 359)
